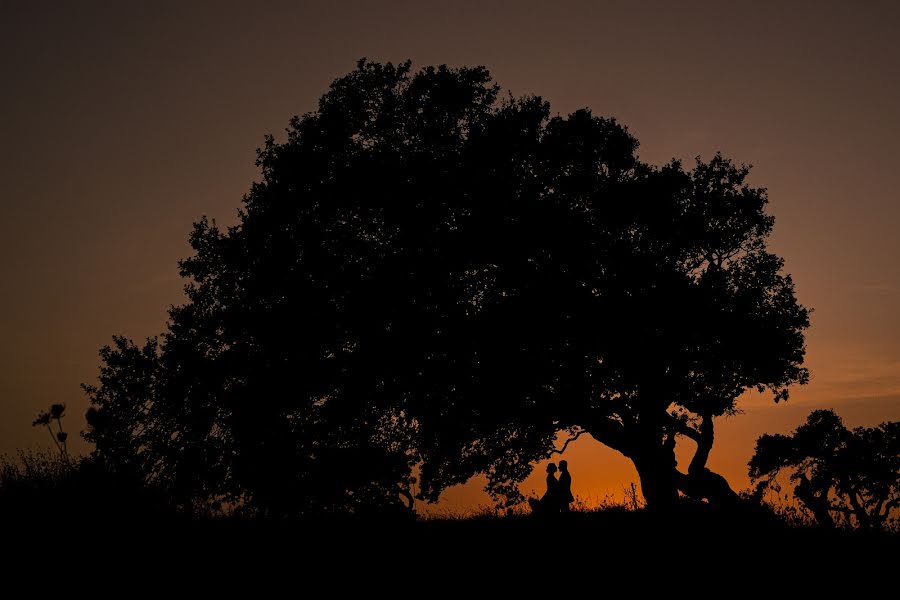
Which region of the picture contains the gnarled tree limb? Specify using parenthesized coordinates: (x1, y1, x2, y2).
(549, 429, 587, 455)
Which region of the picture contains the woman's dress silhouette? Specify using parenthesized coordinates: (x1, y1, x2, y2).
(528, 463, 560, 514)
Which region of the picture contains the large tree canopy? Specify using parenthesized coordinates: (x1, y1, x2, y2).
(84, 60, 810, 515)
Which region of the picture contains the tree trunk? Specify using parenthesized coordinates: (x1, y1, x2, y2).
(624, 385, 683, 509)
(582, 417, 681, 508)
(632, 449, 680, 510)
(794, 475, 834, 528)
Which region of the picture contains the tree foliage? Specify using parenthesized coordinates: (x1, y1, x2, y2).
(84, 60, 809, 515)
(750, 409, 899, 530)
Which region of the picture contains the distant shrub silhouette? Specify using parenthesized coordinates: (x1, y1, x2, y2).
(84, 59, 809, 515)
(750, 409, 899, 531)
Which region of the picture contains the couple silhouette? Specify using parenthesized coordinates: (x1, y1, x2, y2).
(529, 460, 574, 515)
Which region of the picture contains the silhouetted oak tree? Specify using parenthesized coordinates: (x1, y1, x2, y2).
(750, 410, 899, 530)
(84, 60, 809, 514)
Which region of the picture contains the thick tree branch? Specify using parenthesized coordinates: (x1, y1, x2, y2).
(550, 429, 587, 455)
(688, 413, 714, 475)
(669, 415, 701, 443)
(582, 416, 631, 457)
(846, 491, 869, 528)
(398, 485, 415, 511)
(671, 412, 741, 506)
(668, 411, 714, 473)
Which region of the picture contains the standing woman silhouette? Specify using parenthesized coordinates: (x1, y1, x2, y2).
(529, 462, 560, 514)
(541, 462, 560, 512)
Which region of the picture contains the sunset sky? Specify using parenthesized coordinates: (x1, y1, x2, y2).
(2, 1, 898, 511)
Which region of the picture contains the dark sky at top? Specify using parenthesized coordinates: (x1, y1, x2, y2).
(2, 1, 898, 507)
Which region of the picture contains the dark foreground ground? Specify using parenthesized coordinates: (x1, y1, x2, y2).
(3, 504, 897, 592)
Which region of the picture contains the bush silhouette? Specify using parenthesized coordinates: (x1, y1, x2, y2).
(750, 409, 899, 530)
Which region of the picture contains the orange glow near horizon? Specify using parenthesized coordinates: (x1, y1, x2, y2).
(1, 2, 898, 511)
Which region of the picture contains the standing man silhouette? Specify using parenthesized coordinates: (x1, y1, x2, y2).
(558, 460, 574, 512)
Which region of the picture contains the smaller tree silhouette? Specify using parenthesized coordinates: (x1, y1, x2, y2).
(32, 404, 69, 462)
(749, 409, 899, 530)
